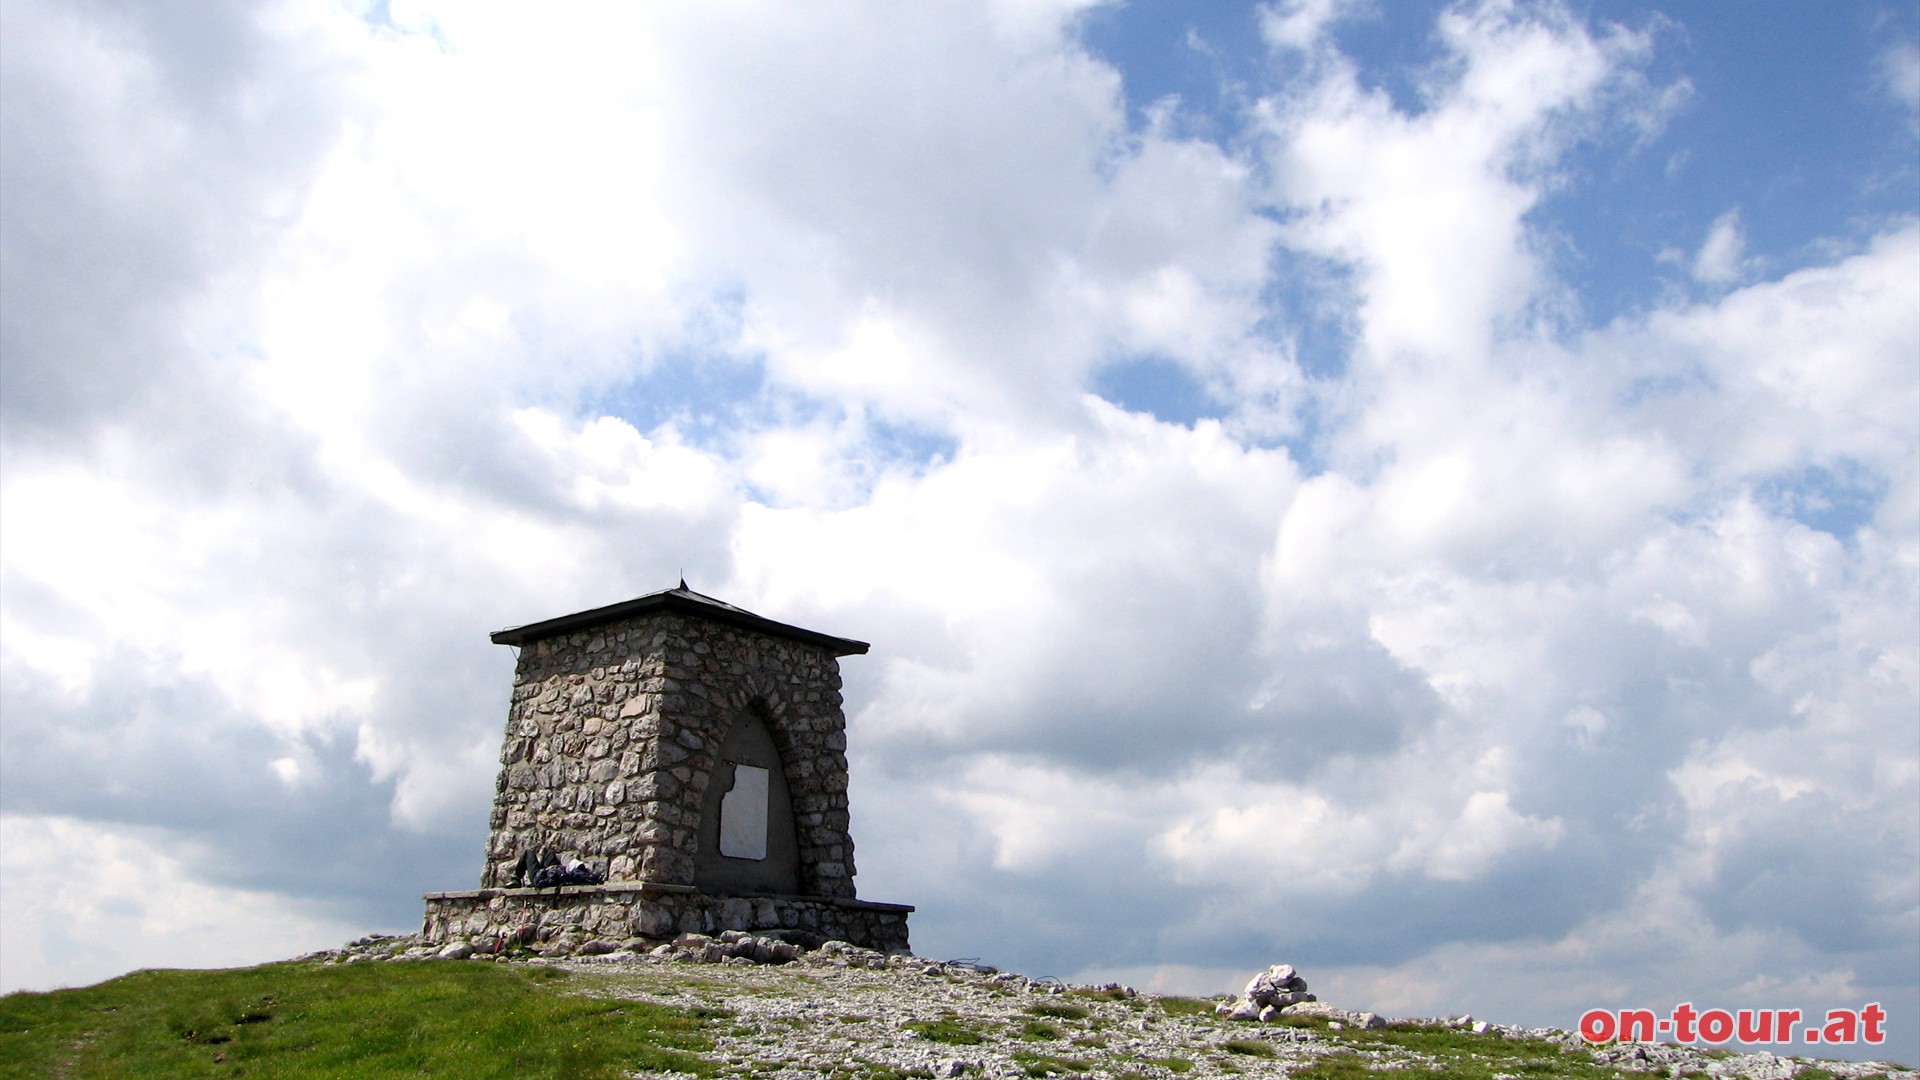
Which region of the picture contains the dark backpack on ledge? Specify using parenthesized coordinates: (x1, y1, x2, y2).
(530, 861, 606, 888)
(512, 845, 607, 888)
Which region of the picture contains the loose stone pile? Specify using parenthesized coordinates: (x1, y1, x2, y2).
(651, 930, 805, 965)
(288, 941, 1916, 1080)
(1216, 963, 1322, 1022)
(303, 927, 828, 966)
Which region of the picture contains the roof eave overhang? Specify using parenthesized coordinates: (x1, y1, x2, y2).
(489, 591, 870, 656)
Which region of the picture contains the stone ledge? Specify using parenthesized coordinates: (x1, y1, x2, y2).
(422, 882, 913, 913)
(422, 881, 699, 901)
(423, 885, 912, 952)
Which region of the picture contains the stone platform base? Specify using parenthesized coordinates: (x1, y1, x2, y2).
(421, 881, 912, 954)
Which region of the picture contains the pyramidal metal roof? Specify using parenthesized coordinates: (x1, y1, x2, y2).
(488, 582, 870, 656)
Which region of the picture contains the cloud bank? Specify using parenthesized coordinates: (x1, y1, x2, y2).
(3, 0, 1915, 1062)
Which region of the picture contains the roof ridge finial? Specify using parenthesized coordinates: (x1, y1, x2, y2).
(678, 571, 688, 591)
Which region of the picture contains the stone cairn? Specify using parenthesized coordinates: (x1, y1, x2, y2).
(1216, 963, 1388, 1031)
(1217, 963, 1315, 1021)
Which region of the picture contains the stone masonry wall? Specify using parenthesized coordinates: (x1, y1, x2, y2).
(484, 612, 857, 897)
(421, 884, 911, 954)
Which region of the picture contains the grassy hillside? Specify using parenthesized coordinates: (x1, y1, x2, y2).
(0, 961, 721, 1079)
(2, 955, 1909, 1080)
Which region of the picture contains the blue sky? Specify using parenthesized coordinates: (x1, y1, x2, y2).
(2, 0, 1916, 1066)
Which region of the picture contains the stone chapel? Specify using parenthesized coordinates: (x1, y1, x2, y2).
(420, 583, 912, 953)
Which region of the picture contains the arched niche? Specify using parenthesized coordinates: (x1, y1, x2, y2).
(694, 706, 801, 895)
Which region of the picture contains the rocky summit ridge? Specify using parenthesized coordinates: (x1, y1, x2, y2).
(299, 933, 1914, 1080)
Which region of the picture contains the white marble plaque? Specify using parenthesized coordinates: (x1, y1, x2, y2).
(718, 764, 769, 860)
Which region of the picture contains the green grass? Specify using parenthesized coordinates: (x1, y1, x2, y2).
(1288, 1022, 1643, 1080)
(0, 960, 720, 1079)
(1286, 1050, 1375, 1078)
(1017, 1019, 1065, 1041)
(818, 1062, 934, 1080)
(1011, 1048, 1095, 1077)
(902, 1015, 985, 1045)
(1026, 1000, 1090, 1020)
(1222, 1037, 1277, 1057)
(1154, 996, 1218, 1017)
